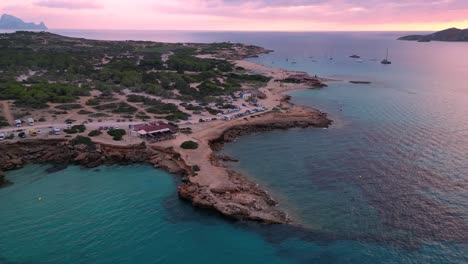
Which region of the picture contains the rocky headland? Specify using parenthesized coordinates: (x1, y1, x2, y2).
(0, 14, 47, 30)
(398, 27, 468, 42)
(0, 102, 331, 224)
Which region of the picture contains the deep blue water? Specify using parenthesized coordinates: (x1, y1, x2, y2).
(1, 31, 467, 263)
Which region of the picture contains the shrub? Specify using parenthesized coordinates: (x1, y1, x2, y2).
(64, 124, 86, 134)
(85, 98, 99, 106)
(55, 104, 82, 110)
(70, 136, 94, 146)
(107, 129, 126, 141)
(72, 125, 86, 133)
(180, 140, 199, 149)
(192, 165, 200, 172)
(78, 110, 94, 115)
(88, 130, 102, 137)
(64, 129, 78, 134)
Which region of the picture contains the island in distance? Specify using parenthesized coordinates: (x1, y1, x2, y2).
(399, 27, 468, 42)
(0, 14, 47, 30)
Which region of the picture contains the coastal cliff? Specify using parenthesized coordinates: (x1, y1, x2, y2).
(0, 106, 331, 224)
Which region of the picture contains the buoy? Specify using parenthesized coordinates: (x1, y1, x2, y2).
(38, 197, 43, 201)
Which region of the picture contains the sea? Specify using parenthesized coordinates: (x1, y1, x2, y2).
(0, 30, 467, 264)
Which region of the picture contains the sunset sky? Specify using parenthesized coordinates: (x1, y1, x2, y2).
(1, 0, 467, 31)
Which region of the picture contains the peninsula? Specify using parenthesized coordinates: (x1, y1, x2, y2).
(0, 32, 331, 224)
(398, 27, 468, 42)
(0, 14, 47, 30)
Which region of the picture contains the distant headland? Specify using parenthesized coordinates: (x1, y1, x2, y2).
(398, 28, 468, 42)
(0, 14, 47, 30)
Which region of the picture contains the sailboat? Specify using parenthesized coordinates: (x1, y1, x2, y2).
(381, 49, 391, 65)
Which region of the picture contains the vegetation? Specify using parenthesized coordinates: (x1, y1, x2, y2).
(0, 116, 9, 128)
(94, 102, 137, 114)
(107, 129, 126, 141)
(70, 136, 94, 146)
(165, 112, 190, 121)
(64, 124, 86, 134)
(55, 104, 83, 110)
(180, 140, 199, 149)
(88, 130, 102, 137)
(0, 82, 89, 109)
(77, 109, 94, 115)
(0, 32, 269, 117)
(85, 98, 100, 106)
(192, 165, 200, 172)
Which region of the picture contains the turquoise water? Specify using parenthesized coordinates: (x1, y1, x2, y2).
(1, 31, 467, 263)
(2, 165, 465, 263)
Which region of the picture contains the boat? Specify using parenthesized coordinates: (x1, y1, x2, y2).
(350, 54, 360, 59)
(381, 49, 391, 64)
(355, 59, 364, 63)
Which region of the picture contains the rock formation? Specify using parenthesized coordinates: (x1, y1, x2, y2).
(399, 28, 468, 42)
(0, 14, 47, 30)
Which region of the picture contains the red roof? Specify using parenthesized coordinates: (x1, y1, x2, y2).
(133, 121, 177, 134)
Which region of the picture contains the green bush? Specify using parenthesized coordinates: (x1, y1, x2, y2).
(64, 129, 78, 134)
(107, 129, 126, 141)
(70, 136, 94, 146)
(55, 104, 82, 110)
(64, 124, 86, 134)
(0, 82, 89, 109)
(72, 125, 86, 133)
(192, 165, 200, 172)
(180, 140, 199, 149)
(85, 98, 100, 106)
(88, 130, 102, 137)
(78, 110, 94, 115)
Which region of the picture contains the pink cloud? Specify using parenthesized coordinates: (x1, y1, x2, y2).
(0, 0, 467, 30)
(34, 1, 102, 10)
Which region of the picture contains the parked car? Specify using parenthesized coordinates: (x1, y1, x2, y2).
(29, 130, 38, 136)
(18, 132, 26, 138)
(0, 133, 5, 140)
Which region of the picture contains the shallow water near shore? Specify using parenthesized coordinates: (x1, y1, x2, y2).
(2, 165, 466, 264)
(0, 31, 467, 263)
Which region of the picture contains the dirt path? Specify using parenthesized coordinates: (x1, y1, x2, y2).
(1, 101, 14, 126)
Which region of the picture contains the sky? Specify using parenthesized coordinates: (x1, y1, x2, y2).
(1, 0, 467, 31)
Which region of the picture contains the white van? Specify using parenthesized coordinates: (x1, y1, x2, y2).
(0, 133, 5, 140)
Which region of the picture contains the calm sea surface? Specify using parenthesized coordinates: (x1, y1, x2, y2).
(0, 30, 467, 263)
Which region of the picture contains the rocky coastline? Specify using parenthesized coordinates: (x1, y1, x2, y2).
(0, 105, 331, 224)
(176, 104, 332, 224)
(0, 139, 192, 185)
